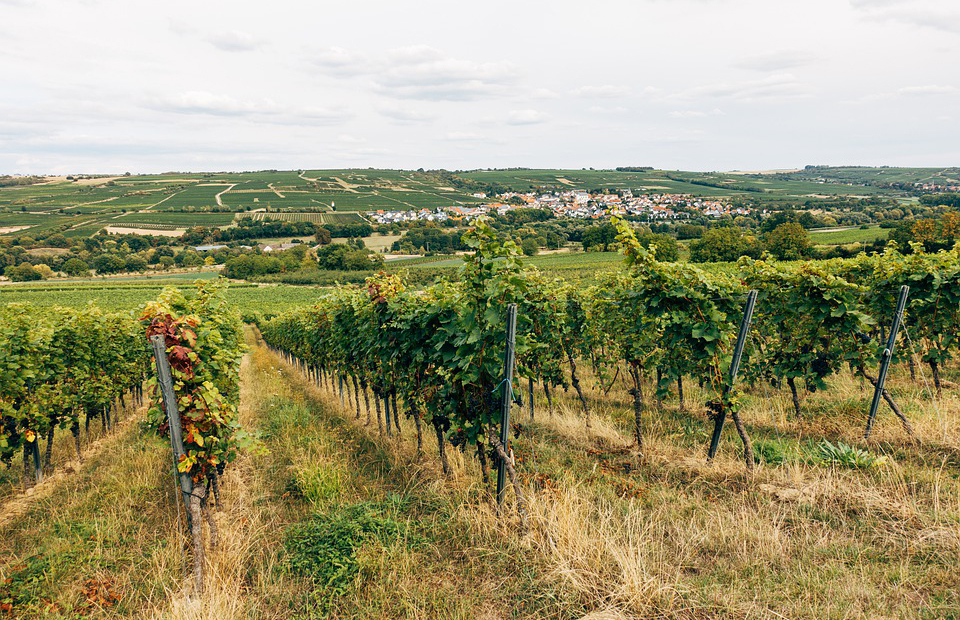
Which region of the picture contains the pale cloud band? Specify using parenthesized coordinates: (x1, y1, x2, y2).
(0, 0, 957, 173)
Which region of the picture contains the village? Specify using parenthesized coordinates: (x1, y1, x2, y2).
(367, 189, 751, 225)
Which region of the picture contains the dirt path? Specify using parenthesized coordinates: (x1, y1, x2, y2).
(63, 196, 120, 210)
(268, 183, 285, 198)
(371, 190, 418, 209)
(142, 190, 185, 212)
(215, 184, 237, 207)
(332, 177, 360, 193)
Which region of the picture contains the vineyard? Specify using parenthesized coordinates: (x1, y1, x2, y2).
(244, 211, 366, 225)
(0, 223, 958, 617)
(0, 305, 148, 491)
(258, 220, 957, 476)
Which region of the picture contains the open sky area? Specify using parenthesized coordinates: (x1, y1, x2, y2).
(1, 0, 958, 174)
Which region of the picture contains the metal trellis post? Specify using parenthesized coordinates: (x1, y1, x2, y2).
(708, 290, 758, 460)
(865, 285, 909, 438)
(496, 304, 518, 506)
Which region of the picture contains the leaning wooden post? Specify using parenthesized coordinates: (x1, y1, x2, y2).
(528, 377, 534, 421)
(708, 290, 757, 461)
(31, 440, 42, 484)
(496, 304, 518, 507)
(150, 334, 194, 512)
(865, 285, 909, 439)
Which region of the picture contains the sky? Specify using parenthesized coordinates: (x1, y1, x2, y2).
(1, 0, 958, 174)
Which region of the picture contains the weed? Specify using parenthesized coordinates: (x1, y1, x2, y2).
(286, 463, 344, 507)
(815, 440, 887, 469)
(0, 555, 49, 614)
(283, 501, 406, 611)
(753, 438, 794, 465)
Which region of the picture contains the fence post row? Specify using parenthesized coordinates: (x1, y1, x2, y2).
(496, 304, 519, 506)
(708, 290, 758, 461)
(150, 334, 194, 512)
(865, 285, 909, 439)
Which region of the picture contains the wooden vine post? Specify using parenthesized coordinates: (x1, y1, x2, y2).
(707, 290, 758, 462)
(150, 333, 205, 590)
(496, 304, 518, 507)
(864, 285, 909, 439)
(150, 334, 194, 511)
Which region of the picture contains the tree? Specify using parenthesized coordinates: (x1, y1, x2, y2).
(636, 232, 679, 262)
(689, 227, 759, 263)
(62, 258, 90, 277)
(764, 222, 811, 261)
(314, 226, 332, 245)
(44, 234, 70, 248)
(34, 264, 55, 280)
(5, 263, 41, 281)
(124, 255, 148, 272)
(581, 222, 618, 251)
(91, 254, 126, 274)
(521, 238, 539, 256)
(676, 224, 705, 239)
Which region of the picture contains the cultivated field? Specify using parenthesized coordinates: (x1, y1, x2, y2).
(0, 167, 921, 239)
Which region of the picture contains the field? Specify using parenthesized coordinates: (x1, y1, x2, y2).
(459, 168, 896, 198)
(0, 279, 322, 314)
(0, 167, 925, 239)
(245, 211, 366, 225)
(808, 225, 890, 245)
(788, 166, 960, 187)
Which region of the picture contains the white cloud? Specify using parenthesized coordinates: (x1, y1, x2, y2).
(205, 30, 264, 52)
(669, 108, 723, 118)
(847, 84, 959, 103)
(146, 91, 350, 124)
(588, 105, 627, 114)
(669, 74, 811, 103)
(308, 46, 371, 76)
(337, 134, 366, 144)
(570, 85, 629, 98)
(308, 45, 518, 101)
(850, 0, 960, 33)
(377, 103, 438, 123)
(897, 85, 958, 96)
(506, 109, 546, 125)
(531, 88, 560, 99)
(374, 46, 517, 101)
(736, 50, 818, 72)
(444, 131, 485, 141)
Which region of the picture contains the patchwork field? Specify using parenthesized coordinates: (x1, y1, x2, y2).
(0, 167, 925, 239)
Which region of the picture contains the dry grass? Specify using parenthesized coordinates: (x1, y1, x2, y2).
(1, 333, 957, 618)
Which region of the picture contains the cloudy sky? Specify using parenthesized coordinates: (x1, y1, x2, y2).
(1, 0, 958, 174)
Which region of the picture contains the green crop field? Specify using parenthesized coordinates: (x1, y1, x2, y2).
(809, 226, 889, 245)
(110, 212, 236, 227)
(0, 278, 322, 314)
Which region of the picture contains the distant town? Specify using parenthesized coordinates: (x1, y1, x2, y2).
(368, 189, 751, 225)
